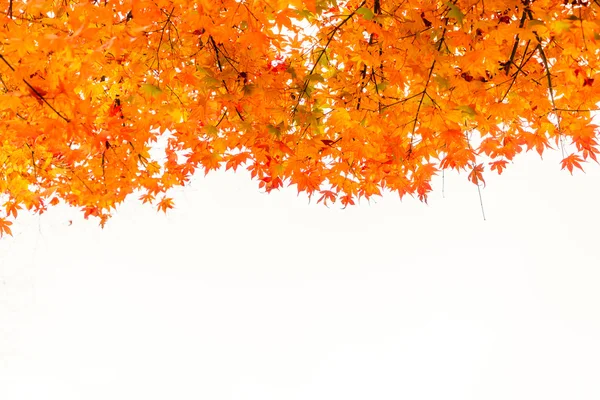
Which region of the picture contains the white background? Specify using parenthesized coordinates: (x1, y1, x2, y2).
(1, 150, 600, 399)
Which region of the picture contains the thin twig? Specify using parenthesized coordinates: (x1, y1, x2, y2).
(208, 36, 244, 121)
(579, 8, 588, 52)
(0, 54, 70, 122)
(555, 108, 600, 112)
(155, 7, 175, 71)
(407, 26, 447, 158)
(500, 41, 531, 102)
(526, 9, 565, 157)
(25, 143, 38, 181)
(380, 92, 423, 110)
(476, 180, 486, 220)
(504, 11, 528, 76)
(215, 109, 228, 127)
(292, 1, 367, 115)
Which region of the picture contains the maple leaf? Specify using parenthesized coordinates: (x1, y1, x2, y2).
(0, 218, 13, 237)
(139, 193, 155, 204)
(523, 132, 551, 157)
(560, 154, 585, 175)
(3, 201, 21, 219)
(447, 3, 465, 25)
(468, 164, 486, 187)
(157, 197, 175, 213)
(200, 152, 223, 174)
(340, 194, 355, 208)
(489, 160, 508, 175)
(82, 206, 99, 220)
(317, 190, 337, 206)
(304, 0, 317, 13)
(274, 9, 295, 31)
(225, 152, 251, 172)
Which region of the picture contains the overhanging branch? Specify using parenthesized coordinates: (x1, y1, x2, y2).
(292, 0, 367, 116)
(0, 54, 70, 122)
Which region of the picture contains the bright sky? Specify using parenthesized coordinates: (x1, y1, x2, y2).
(1, 149, 600, 399)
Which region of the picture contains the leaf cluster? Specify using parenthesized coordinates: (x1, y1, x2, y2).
(1, 0, 599, 232)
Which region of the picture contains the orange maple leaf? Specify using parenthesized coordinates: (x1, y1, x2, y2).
(0, 218, 13, 237)
(157, 197, 175, 213)
(468, 163, 486, 187)
(225, 152, 250, 172)
(317, 190, 337, 206)
(139, 193, 155, 204)
(340, 194, 355, 208)
(560, 154, 585, 174)
(489, 160, 508, 175)
(3, 201, 21, 218)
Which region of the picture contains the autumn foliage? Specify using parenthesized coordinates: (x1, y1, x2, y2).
(0, 0, 599, 233)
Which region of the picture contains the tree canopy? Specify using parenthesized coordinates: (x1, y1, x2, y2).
(0, 0, 598, 234)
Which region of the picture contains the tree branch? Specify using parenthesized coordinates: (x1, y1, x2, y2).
(208, 36, 244, 121)
(407, 26, 447, 158)
(500, 40, 531, 102)
(526, 9, 565, 156)
(504, 11, 528, 76)
(292, 0, 366, 116)
(154, 7, 175, 71)
(0, 54, 70, 122)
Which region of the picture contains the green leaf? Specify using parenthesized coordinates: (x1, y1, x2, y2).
(306, 73, 325, 82)
(318, 52, 330, 66)
(243, 84, 256, 96)
(356, 7, 374, 21)
(423, 95, 434, 107)
(141, 84, 162, 96)
(202, 75, 221, 87)
(267, 124, 281, 138)
(446, 3, 464, 25)
(206, 125, 218, 136)
(457, 105, 477, 117)
(296, 9, 312, 20)
(527, 19, 545, 27)
(286, 67, 297, 79)
(554, 20, 571, 33)
(434, 75, 449, 89)
(376, 82, 388, 92)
